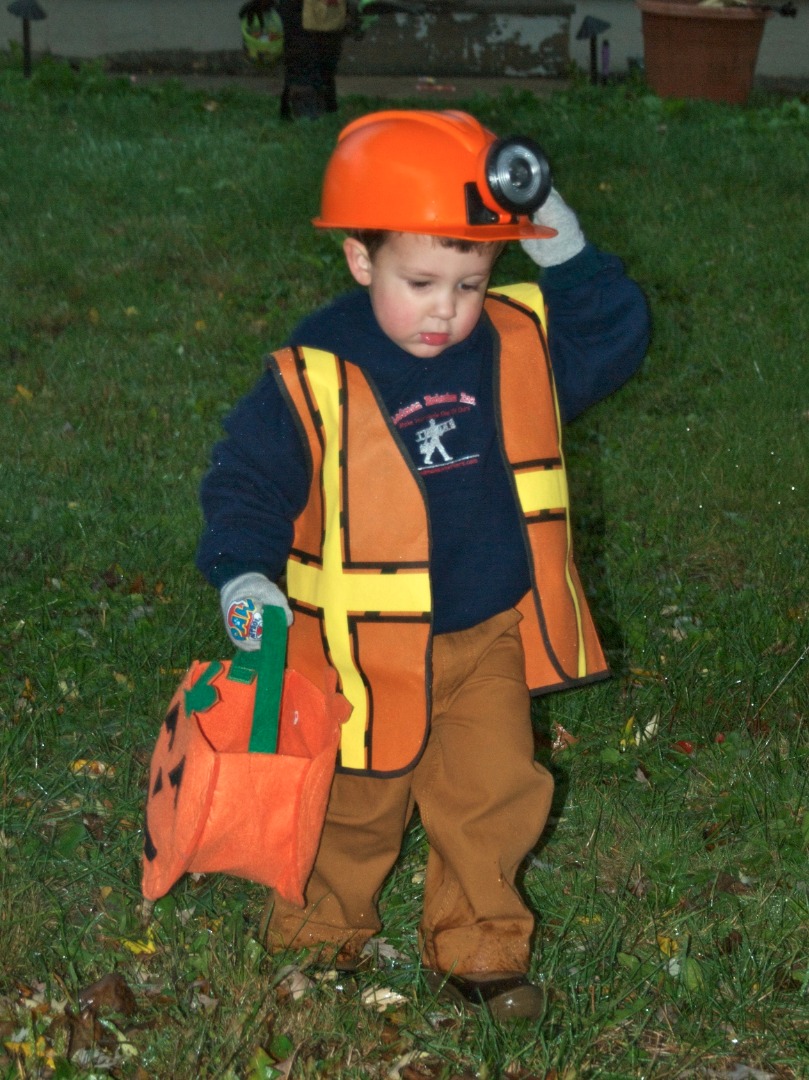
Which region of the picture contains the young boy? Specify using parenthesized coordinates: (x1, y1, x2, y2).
(196, 110, 649, 1021)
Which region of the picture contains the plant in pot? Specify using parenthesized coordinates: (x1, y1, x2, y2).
(635, 0, 797, 104)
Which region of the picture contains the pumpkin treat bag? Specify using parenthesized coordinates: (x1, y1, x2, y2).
(142, 607, 350, 907)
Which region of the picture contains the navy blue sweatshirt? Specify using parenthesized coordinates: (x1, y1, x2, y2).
(196, 244, 649, 633)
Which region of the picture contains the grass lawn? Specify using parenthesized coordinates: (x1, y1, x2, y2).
(1, 55, 808, 1079)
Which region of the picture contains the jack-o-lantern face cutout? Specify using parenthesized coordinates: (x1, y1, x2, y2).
(141, 661, 235, 889)
(141, 649, 351, 906)
(142, 702, 183, 863)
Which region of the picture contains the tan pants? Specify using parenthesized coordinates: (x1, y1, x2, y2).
(266, 608, 554, 975)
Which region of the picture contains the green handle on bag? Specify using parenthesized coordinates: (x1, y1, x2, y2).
(229, 606, 288, 754)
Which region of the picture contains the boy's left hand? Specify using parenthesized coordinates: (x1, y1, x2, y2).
(520, 188, 586, 268)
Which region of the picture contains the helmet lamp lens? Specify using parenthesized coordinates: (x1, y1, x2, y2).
(485, 137, 551, 216)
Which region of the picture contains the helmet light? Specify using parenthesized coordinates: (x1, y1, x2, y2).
(482, 136, 552, 218)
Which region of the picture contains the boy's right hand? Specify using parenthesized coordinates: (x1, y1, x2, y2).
(219, 572, 293, 652)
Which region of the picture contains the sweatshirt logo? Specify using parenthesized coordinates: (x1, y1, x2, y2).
(392, 391, 480, 476)
(416, 417, 456, 465)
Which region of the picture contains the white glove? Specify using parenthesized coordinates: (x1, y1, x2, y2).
(219, 572, 293, 651)
(520, 188, 587, 269)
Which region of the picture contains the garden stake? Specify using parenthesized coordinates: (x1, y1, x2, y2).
(576, 16, 611, 85)
(7, 0, 46, 78)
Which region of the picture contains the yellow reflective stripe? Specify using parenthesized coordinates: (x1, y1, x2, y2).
(516, 467, 585, 677)
(488, 283, 548, 332)
(571, 600, 587, 676)
(564, 522, 587, 678)
(288, 561, 432, 613)
(289, 349, 431, 769)
(304, 350, 366, 767)
(515, 468, 568, 515)
(548, 396, 588, 680)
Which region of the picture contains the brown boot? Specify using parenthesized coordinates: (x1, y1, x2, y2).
(423, 970, 546, 1023)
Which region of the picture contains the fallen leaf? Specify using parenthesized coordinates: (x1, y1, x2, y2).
(70, 760, 115, 778)
(3, 1033, 56, 1069)
(275, 966, 313, 1001)
(702, 820, 729, 851)
(15, 384, 33, 401)
(362, 936, 409, 966)
(380, 1020, 404, 1045)
(718, 930, 743, 955)
(78, 973, 136, 1017)
(387, 1050, 432, 1078)
(128, 572, 147, 594)
(656, 935, 679, 957)
(361, 986, 408, 1012)
(119, 927, 158, 956)
(61, 1008, 108, 1056)
(244, 1046, 278, 1079)
(634, 764, 651, 787)
(619, 715, 636, 750)
(721, 1064, 775, 1080)
(673, 740, 695, 755)
(628, 667, 666, 683)
(552, 723, 578, 752)
(71, 1047, 121, 1071)
(17, 982, 49, 1009)
(626, 868, 651, 898)
(270, 1057, 295, 1079)
(82, 813, 107, 842)
(712, 872, 754, 896)
(190, 990, 219, 1013)
(635, 713, 660, 744)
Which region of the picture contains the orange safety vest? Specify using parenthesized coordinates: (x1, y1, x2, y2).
(268, 283, 608, 777)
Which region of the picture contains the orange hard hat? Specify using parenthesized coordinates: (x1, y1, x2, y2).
(313, 109, 556, 242)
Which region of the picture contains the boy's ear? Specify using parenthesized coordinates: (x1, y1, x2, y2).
(343, 237, 373, 286)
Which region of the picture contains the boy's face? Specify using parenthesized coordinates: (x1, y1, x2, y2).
(343, 232, 497, 359)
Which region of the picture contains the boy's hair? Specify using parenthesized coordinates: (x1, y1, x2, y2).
(347, 229, 505, 261)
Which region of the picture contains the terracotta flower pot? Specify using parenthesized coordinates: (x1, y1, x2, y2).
(636, 0, 772, 104)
